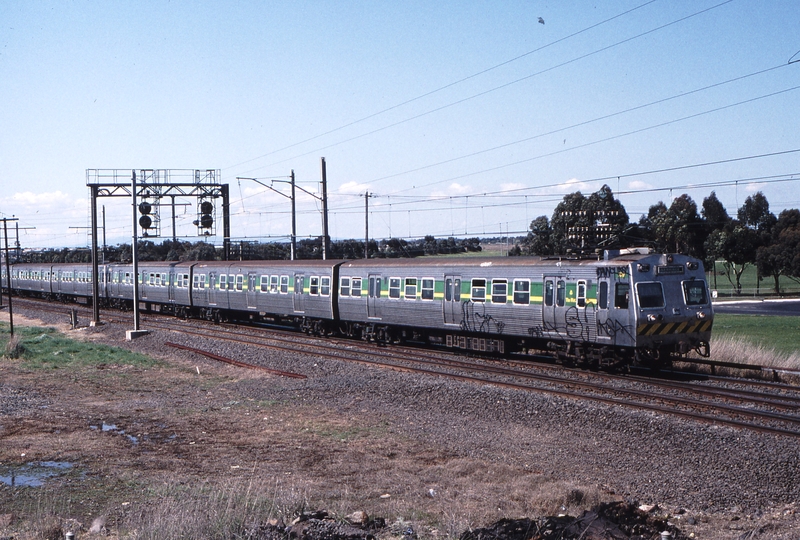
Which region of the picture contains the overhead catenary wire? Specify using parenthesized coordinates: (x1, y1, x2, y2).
(368, 62, 794, 187)
(222, 0, 660, 174)
(383, 84, 800, 196)
(229, 1, 735, 178)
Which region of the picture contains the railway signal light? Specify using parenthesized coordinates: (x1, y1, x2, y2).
(195, 199, 215, 235)
(138, 199, 159, 237)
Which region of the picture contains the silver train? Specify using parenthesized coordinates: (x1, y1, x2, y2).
(2, 248, 713, 368)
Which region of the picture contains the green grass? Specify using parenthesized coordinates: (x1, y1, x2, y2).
(712, 313, 800, 356)
(707, 261, 800, 296)
(0, 323, 159, 369)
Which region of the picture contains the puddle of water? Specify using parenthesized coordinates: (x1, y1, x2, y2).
(90, 422, 139, 445)
(0, 461, 73, 487)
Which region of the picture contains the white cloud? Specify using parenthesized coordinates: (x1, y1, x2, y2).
(628, 180, 654, 191)
(557, 178, 592, 192)
(744, 183, 762, 193)
(8, 190, 75, 208)
(499, 182, 526, 193)
(338, 181, 371, 194)
(430, 182, 473, 198)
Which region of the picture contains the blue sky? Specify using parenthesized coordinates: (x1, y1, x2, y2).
(1, 1, 799, 250)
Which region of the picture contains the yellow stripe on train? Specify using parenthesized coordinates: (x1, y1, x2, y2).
(637, 320, 713, 336)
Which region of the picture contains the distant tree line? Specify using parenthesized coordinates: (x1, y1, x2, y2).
(19, 236, 482, 265)
(511, 184, 800, 295)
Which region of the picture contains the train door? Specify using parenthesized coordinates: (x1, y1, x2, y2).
(367, 274, 381, 319)
(443, 275, 462, 325)
(208, 272, 218, 305)
(610, 279, 633, 346)
(293, 273, 304, 313)
(542, 276, 565, 335)
(246, 273, 258, 309)
(168, 270, 176, 303)
(595, 278, 612, 342)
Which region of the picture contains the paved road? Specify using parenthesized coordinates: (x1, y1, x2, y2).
(712, 299, 800, 316)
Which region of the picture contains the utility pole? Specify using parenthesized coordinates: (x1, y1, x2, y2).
(320, 157, 330, 260)
(1, 217, 18, 336)
(365, 191, 369, 260)
(222, 184, 231, 261)
(290, 170, 297, 260)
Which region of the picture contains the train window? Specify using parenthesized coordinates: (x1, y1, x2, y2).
(236, 274, 244, 291)
(260, 275, 270, 292)
(614, 283, 629, 309)
(219, 274, 227, 290)
(421, 278, 434, 300)
(598, 282, 608, 309)
(228, 274, 235, 290)
(544, 280, 554, 306)
(682, 280, 708, 306)
(471, 279, 486, 302)
(149, 273, 156, 286)
(310, 276, 319, 295)
(351, 277, 362, 297)
(404, 278, 417, 300)
(341, 277, 351, 297)
(454, 279, 461, 301)
(389, 278, 401, 299)
(321, 276, 331, 296)
(183, 274, 190, 287)
(270, 275, 279, 293)
(636, 282, 664, 308)
(556, 280, 565, 307)
(576, 280, 587, 308)
(513, 280, 530, 305)
(445, 278, 453, 301)
(155, 274, 162, 287)
(491, 280, 507, 304)
(125, 272, 131, 285)
(295, 275, 304, 295)
(280, 275, 289, 294)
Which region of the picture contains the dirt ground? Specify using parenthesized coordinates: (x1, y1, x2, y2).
(1, 312, 798, 539)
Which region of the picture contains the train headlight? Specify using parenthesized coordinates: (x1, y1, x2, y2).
(696, 311, 706, 319)
(647, 314, 662, 322)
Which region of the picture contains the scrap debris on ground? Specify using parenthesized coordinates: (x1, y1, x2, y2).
(245, 503, 685, 540)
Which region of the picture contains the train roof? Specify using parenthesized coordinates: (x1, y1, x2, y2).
(340, 251, 656, 269)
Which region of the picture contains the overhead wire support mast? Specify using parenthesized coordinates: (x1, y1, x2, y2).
(238, 157, 330, 260)
(237, 171, 298, 260)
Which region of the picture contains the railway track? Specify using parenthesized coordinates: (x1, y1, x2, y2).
(9, 296, 800, 439)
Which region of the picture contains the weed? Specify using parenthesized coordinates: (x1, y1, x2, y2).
(3, 333, 24, 359)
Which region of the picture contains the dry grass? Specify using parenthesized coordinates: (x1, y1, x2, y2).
(709, 335, 800, 370)
(682, 335, 800, 382)
(3, 333, 24, 359)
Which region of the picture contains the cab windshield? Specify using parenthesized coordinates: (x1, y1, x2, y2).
(636, 282, 665, 309)
(683, 280, 708, 306)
